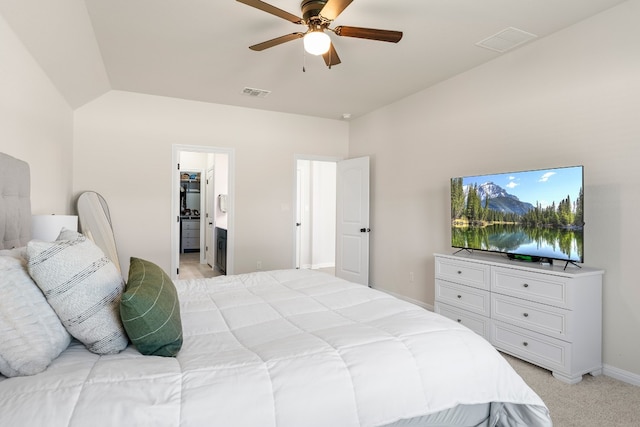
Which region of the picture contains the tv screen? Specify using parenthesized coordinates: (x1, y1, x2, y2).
(451, 166, 584, 263)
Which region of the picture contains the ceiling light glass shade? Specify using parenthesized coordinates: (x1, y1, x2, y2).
(303, 31, 331, 55)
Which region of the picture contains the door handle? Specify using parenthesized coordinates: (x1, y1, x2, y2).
(296, 223, 301, 226)
(360, 228, 371, 233)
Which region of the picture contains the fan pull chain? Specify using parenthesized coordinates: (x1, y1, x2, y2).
(302, 46, 306, 72)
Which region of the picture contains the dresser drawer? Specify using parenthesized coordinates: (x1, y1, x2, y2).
(182, 229, 200, 238)
(182, 237, 200, 249)
(492, 321, 570, 374)
(435, 302, 490, 340)
(492, 293, 571, 341)
(435, 279, 490, 316)
(182, 220, 201, 230)
(491, 266, 570, 308)
(435, 257, 490, 290)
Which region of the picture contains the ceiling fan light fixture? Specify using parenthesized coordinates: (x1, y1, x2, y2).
(303, 30, 331, 55)
(238, 0, 403, 66)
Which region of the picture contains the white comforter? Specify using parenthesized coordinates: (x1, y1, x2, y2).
(0, 269, 551, 426)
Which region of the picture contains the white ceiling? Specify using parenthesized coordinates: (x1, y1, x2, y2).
(0, 0, 628, 119)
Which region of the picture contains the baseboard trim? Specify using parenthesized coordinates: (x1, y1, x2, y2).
(375, 288, 434, 311)
(603, 364, 640, 387)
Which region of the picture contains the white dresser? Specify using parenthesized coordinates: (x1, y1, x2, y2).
(434, 252, 604, 384)
(181, 217, 201, 252)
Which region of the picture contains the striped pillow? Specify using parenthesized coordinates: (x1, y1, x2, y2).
(27, 233, 128, 355)
(120, 258, 182, 357)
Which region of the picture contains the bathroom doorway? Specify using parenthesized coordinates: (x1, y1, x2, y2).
(171, 145, 234, 280)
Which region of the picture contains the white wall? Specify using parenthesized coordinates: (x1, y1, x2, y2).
(73, 91, 349, 277)
(0, 15, 73, 214)
(349, 0, 640, 378)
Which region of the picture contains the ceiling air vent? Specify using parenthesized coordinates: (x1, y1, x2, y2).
(476, 27, 537, 53)
(241, 87, 271, 98)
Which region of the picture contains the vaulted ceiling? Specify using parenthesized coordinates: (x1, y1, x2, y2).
(0, 0, 628, 119)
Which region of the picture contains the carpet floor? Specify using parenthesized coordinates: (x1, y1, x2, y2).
(503, 353, 640, 426)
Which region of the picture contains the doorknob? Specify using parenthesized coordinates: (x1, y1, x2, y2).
(296, 222, 301, 226)
(360, 228, 371, 233)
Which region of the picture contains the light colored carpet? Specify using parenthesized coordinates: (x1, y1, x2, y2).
(503, 353, 640, 426)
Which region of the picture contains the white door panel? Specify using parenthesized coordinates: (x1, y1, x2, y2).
(336, 156, 370, 286)
(205, 168, 214, 267)
(340, 235, 363, 274)
(296, 168, 302, 269)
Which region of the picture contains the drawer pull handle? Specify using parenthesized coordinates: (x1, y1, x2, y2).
(523, 283, 529, 288)
(457, 295, 462, 299)
(523, 342, 529, 347)
(523, 313, 529, 317)
(457, 270, 462, 275)
(457, 319, 462, 323)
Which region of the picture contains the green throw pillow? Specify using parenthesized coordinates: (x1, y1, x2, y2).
(121, 258, 183, 356)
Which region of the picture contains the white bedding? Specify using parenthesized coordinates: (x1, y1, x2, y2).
(0, 269, 551, 426)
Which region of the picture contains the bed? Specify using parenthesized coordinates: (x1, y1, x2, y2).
(0, 152, 552, 426)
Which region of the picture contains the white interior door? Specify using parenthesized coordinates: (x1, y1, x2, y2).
(205, 168, 214, 267)
(336, 156, 370, 286)
(296, 168, 303, 269)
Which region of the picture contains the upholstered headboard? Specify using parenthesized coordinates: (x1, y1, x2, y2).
(0, 153, 31, 249)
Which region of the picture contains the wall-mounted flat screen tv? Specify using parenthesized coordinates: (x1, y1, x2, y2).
(451, 166, 584, 263)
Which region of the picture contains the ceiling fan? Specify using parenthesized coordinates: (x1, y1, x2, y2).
(236, 0, 403, 67)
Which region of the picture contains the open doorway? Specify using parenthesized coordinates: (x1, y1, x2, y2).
(294, 157, 337, 275)
(171, 145, 234, 280)
(294, 156, 371, 285)
(179, 166, 208, 278)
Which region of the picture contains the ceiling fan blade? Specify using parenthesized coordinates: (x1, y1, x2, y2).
(249, 33, 304, 51)
(322, 43, 341, 67)
(320, 0, 354, 21)
(334, 26, 403, 43)
(236, 0, 303, 24)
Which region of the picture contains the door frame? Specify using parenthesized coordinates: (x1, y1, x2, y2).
(205, 166, 215, 268)
(171, 144, 235, 280)
(291, 154, 341, 269)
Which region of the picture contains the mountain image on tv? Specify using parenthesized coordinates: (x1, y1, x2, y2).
(468, 182, 535, 216)
(450, 166, 584, 263)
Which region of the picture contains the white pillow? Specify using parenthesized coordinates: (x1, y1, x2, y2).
(27, 231, 128, 355)
(0, 251, 71, 377)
